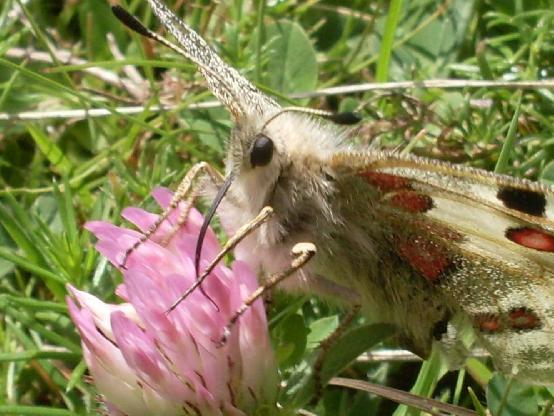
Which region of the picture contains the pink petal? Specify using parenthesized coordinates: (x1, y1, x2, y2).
(121, 207, 160, 233)
(111, 312, 189, 402)
(150, 187, 173, 208)
(67, 300, 148, 416)
(67, 285, 140, 341)
(115, 284, 128, 301)
(86, 222, 142, 267)
(152, 187, 219, 249)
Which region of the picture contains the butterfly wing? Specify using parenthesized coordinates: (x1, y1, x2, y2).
(330, 150, 554, 383)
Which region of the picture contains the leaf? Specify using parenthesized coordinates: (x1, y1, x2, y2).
(401, 0, 474, 76)
(319, 323, 396, 384)
(79, 0, 126, 60)
(0, 197, 41, 264)
(466, 357, 493, 386)
(540, 159, 554, 185)
(468, 386, 489, 416)
(359, 0, 476, 78)
(495, 93, 521, 174)
(256, 20, 318, 95)
(27, 125, 73, 176)
(307, 315, 339, 349)
(0, 221, 15, 278)
(286, 323, 396, 407)
(394, 345, 450, 416)
(486, 374, 539, 416)
(274, 313, 309, 367)
(31, 195, 62, 233)
(53, 178, 80, 260)
(187, 108, 229, 154)
(376, 0, 404, 82)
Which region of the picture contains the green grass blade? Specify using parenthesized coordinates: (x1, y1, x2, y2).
(376, 0, 404, 82)
(495, 92, 522, 174)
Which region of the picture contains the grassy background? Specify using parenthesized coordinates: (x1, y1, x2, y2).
(1, 0, 554, 415)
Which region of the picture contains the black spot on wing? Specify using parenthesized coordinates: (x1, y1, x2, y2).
(497, 186, 546, 217)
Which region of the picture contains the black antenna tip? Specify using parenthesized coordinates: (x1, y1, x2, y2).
(112, 5, 153, 39)
(326, 111, 362, 125)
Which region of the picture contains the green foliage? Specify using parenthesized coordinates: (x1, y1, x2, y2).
(487, 374, 539, 416)
(1, 0, 553, 414)
(252, 20, 318, 95)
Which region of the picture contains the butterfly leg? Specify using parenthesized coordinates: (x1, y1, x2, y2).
(216, 242, 317, 346)
(313, 304, 361, 398)
(119, 161, 223, 268)
(166, 206, 275, 313)
(159, 162, 225, 247)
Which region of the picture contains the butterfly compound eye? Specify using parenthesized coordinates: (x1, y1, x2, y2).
(250, 134, 274, 167)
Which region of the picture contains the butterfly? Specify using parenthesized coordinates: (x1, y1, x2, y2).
(114, 0, 554, 384)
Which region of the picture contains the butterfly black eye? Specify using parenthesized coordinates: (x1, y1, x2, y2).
(250, 134, 274, 167)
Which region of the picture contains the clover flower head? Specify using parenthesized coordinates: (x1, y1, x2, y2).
(68, 188, 278, 416)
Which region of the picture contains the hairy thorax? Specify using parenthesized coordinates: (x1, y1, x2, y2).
(216, 144, 450, 356)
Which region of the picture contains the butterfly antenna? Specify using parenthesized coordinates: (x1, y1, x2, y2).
(113, 5, 184, 58)
(261, 107, 361, 131)
(111, 5, 246, 116)
(326, 111, 362, 125)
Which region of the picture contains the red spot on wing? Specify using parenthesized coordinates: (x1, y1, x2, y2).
(359, 172, 412, 192)
(508, 307, 541, 330)
(506, 227, 554, 252)
(474, 308, 541, 334)
(474, 314, 503, 333)
(390, 191, 434, 213)
(397, 237, 454, 283)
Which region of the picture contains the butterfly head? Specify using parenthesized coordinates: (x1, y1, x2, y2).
(114, 1, 360, 270)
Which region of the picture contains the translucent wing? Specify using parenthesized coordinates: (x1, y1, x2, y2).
(330, 150, 554, 383)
